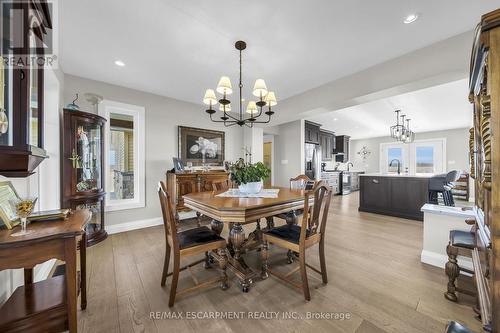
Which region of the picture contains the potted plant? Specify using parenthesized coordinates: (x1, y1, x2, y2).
(229, 158, 271, 194)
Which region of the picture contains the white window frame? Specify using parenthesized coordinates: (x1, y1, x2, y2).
(380, 142, 410, 174)
(380, 138, 446, 175)
(99, 100, 145, 211)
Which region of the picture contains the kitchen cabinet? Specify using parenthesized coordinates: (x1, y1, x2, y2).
(359, 175, 429, 220)
(319, 130, 335, 161)
(333, 135, 350, 163)
(321, 171, 341, 194)
(305, 121, 321, 144)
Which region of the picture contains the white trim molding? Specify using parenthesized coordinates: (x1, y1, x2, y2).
(98, 100, 146, 212)
(106, 217, 163, 235)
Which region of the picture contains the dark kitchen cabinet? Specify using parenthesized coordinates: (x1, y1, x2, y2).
(319, 130, 335, 161)
(359, 175, 429, 220)
(305, 121, 321, 144)
(334, 135, 350, 163)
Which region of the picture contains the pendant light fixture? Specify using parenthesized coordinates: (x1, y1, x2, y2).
(203, 41, 277, 127)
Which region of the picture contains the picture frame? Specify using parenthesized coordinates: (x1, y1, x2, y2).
(172, 157, 184, 173)
(178, 126, 225, 166)
(0, 181, 21, 229)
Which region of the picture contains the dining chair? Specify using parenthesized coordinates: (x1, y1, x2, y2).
(261, 181, 332, 301)
(212, 179, 232, 191)
(158, 181, 229, 307)
(267, 174, 317, 263)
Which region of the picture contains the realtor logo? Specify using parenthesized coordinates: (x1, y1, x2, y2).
(1, 0, 58, 68)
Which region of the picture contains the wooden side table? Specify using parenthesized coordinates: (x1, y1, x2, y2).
(0, 210, 91, 333)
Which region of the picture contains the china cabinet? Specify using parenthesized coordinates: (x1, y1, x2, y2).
(61, 109, 107, 246)
(0, 1, 52, 177)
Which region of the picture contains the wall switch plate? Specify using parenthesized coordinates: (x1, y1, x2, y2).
(281, 160, 288, 165)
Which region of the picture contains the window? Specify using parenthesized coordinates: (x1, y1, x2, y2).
(380, 139, 446, 175)
(416, 146, 434, 174)
(387, 147, 402, 173)
(99, 100, 145, 211)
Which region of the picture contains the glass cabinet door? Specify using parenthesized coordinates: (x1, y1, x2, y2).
(73, 118, 103, 193)
(0, 61, 13, 147)
(75, 200, 103, 237)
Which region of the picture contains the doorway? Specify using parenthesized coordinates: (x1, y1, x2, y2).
(263, 142, 272, 187)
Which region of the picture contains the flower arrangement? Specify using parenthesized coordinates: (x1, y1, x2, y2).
(229, 158, 271, 186)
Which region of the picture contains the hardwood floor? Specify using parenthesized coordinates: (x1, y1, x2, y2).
(78, 192, 481, 333)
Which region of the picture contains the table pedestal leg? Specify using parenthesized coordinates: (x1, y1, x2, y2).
(230, 223, 245, 260)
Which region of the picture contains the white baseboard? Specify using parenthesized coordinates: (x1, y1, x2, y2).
(420, 250, 473, 272)
(106, 217, 163, 235)
(106, 212, 200, 235)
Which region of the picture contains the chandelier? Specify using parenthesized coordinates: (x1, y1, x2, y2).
(203, 40, 277, 127)
(390, 110, 415, 143)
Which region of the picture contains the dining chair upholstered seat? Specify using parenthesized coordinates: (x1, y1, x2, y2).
(261, 181, 332, 301)
(265, 224, 311, 244)
(449, 230, 475, 249)
(158, 181, 229, 307)
(178, 226, 225, 249)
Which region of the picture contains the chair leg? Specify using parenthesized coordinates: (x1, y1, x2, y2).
(217, 248, 229, 290)
(444, 244, 459, 302)
(196, 211, 202, 227)
(161, 245, 171, 286)
(287, 250, 295, 264)
(260, 241, 269, 280)
(319, 239, 328, 284)
(299, 253, 311, 301)
(204, 251, 211, 269)
(169, 255, 180, 307)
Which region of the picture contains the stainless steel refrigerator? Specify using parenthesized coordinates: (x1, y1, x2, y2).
(305, 143, 322, 181)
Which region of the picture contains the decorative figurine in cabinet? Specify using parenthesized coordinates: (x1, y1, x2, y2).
(61, 109, 107, 246)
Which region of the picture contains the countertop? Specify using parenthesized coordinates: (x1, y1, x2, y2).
(420, 203, 476, 218)
(360, 173, 434, 178)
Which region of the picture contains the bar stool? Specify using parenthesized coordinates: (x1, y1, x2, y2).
(428, 170, 461, 206)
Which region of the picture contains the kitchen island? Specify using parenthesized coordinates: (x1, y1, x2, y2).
(359, 173, 431, 221)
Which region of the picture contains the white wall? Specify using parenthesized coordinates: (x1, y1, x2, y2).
(63, 75, 245, 227)
(272, 120, 305, 187)
(0, 68, 63, 304)
(243, 127, 263, 163)
(349, 128, 470, 173)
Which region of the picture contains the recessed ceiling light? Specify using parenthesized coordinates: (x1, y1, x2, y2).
(114, 60, 126, 67)
(333, 118, 338, 121)
(403, 13, 419, 24)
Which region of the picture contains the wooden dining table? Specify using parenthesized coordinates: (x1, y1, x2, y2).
(183, 187, 307, 292)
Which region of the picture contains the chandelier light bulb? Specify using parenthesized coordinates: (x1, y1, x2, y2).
(246, 101, 258, 114)
(203, 89, 217, 106)
(216, 76, 233, 95)
(253, 79, 268, 98)
(265, 91, 277, 106)
(219, 103, 231, 112)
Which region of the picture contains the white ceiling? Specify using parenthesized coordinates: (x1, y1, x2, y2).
(306, 79, 473, 139)
(60, 1, 500, 106)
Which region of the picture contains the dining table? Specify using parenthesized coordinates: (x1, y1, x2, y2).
(183, 187, 308, 292)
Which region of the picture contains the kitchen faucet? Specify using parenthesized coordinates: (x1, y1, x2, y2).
(389, 159, 401, 175)
(347, 162, 354, 171)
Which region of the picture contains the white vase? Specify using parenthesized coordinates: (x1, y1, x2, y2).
(238, 181, 263, 194)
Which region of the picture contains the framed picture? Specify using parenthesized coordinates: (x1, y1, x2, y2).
(172, 157, 184, 172)
(178, 126, 225, 166)
(0, 181, 21, 229)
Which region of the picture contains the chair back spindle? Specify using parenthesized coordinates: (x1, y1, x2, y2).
(158, 181, 179, 251)
(301, 181, 332, 243)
